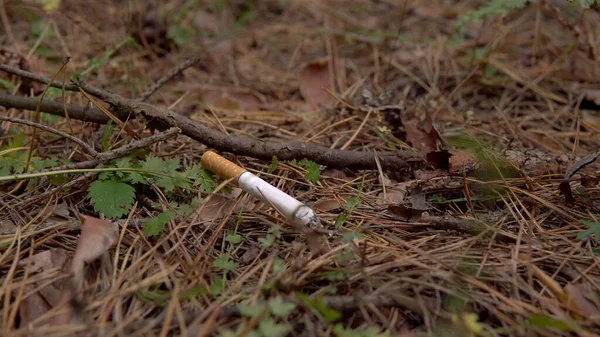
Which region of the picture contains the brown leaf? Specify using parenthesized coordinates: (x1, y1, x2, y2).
(196, 195, 239, 221)
(71, 215, 118, 289)
(21, 248, 70, 274)
(200, 89, 263, 111)
(299, 58, 335, 109)
(313, 198, 343, 212)
(388, 204, 425, 222)
(565, 283, 600, 320)
(449, 149, 478, 172)
(18, 249, 72, 327)
(426, 150, 452, 170)
(404, 113, 441, 153)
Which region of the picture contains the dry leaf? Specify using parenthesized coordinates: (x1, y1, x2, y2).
(565, 283, 600, 320)
(71, 215, 118, 289)
(21, 248, 70, 274)
(299, 58, 335, 109)
(387, 186, 429, 222)
(18, 248, 72, 327)
(377, 177, 409, 205)
(449, 149, 478, 173)
(558, 149, 600, 204)
(196, 195, 239, 221)
(313, 198, 344, 212)
(321, 168, 349, 180)
(200, 89, 263, 111)
(404, 113, 440, 153)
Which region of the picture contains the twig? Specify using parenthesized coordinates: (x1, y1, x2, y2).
(0, 115, 98, 158)
(0, 92, 111, 124)
(0, 65, 425, 171)
(0, 62, 80, 91)
(136, 56, 201, 102)
(44, 127, 180, 172)
(10, 128, 180, 208)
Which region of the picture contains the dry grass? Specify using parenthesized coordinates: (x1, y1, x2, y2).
(2, 0, 600, 336)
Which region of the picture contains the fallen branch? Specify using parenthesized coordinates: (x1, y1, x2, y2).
(0, 65, 425, 171)
(136, 55, 201, 101)
(0, 115, 98, 158)
(8, 128, 181, 208)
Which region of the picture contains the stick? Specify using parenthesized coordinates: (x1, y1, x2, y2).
(0, 115, 98, 158)
(0, 65, 425, 171)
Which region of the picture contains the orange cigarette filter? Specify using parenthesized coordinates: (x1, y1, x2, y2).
(201, 151, 246, 184)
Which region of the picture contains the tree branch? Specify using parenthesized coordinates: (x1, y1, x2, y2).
(0, 66, 425, 171)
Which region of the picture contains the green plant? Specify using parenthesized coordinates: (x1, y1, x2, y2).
(576, 219, 600, 240)
(258, 226, 281, 247)
(332, 324, 389, 337)
(335, 193, 362, 229)
(290, 159, 321, 184)
(219, 296, 296, 337)
(456, 0, 533, 31)
(87, 155, 217, 226)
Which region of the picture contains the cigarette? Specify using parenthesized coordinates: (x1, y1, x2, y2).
(200, 151, 318, 229)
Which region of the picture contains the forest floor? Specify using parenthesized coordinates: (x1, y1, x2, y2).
(2, 1, 600, 336)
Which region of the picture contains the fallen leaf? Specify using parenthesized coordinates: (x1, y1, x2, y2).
(449, 149, 478, 173)
(21, 248, 70, 274)
(18, 248, 72, 327)
(241, 246, 260, 264)
(558, 149, 600, 204)
(565, 283, 600, 320)
(196, 194, 239, 221)
(426, 150, 452, 170)
(404, 113, 441, 153)
(382, 106, 406, 139)
(377, 177, 409, 205)
(200, 89, 263, 111)
(387, 185, 429, 222)
(71, 215, 118, 290)
(299, 58, 335, 109)
(313, 198, 343, 212)
(321, 168, 349, 180)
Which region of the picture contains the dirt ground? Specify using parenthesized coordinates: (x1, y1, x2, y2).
(2, 0, 600, 336)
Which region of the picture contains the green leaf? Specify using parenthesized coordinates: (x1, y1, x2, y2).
(268, 296, 296, 317)
(185, 164, 216, 192)
(0, 78, 15, 89)
(335, 213, 348, 228)
(209, 279, 224, 296)
(259, 317, 292, 337)
(298, 159, 320, 184)
(216, 330, 236, 337)
(528, 315, 574, 332)
(258, 234, 275, 247)
(272, 258, 286, 273)
(168, 24, 190, 47)
(213, 254, 238, 271)
(268, 155, 279, 173)
(577, 219, 600, 240)
(296, 293, 342, 322)
(225, 232, 242, 244)
(88, 180, 135, 218)
(346, 196, 361, 212)
(101, 121, 115, 151)
(238, 302, 266, 318)
(143, 211, 174, 236)
(342, 232, 364, 243)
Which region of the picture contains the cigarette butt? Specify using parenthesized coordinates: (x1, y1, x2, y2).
(200, 151, 318, 228)
(201, 151, 246, 182)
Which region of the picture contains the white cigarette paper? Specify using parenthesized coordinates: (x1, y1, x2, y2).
(201, 151, 318, 228)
